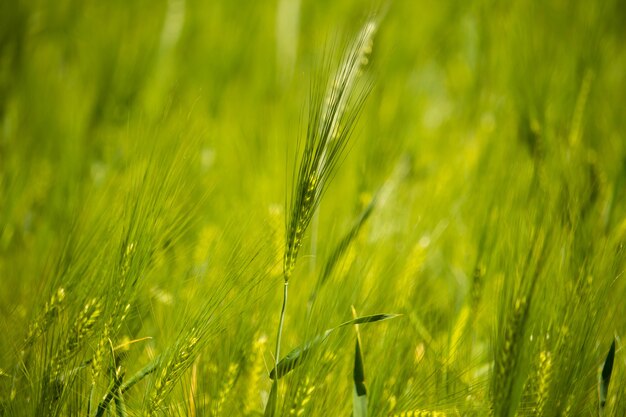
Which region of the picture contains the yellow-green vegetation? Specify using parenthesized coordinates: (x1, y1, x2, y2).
(1, 1, 626, 416)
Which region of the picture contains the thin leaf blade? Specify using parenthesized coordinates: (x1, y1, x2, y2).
(270, 313, 399, 380)
(352, 306, 367, 417)
(264, 380, 278, 417)
(599, 338, 616, 412)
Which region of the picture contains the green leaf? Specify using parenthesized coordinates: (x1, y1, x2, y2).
(263, 380, 278, 417)
(270, 331, 332, 380)
(121, 356, 160, 394)
(270, 313, 399, 380)
(352, 310, 367, 417)
(599, 338, 616, 411)
(338, 314, 400, 327)
(353, 336, 366, 396)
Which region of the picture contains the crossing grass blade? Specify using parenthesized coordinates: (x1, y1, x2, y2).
(120, 357, 159, 395)
(270, 313, 398, 380)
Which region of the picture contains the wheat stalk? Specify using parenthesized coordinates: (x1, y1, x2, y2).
(268, 17, 379, 417)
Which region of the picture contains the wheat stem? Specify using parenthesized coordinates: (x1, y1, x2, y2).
(271, 279, 289, 413)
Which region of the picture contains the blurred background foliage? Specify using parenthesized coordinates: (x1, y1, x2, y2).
(1, 0, 626, 415)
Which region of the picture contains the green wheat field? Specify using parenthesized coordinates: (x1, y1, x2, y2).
(2, 1, 626, 416)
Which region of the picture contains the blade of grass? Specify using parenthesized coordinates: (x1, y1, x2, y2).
(264, 380, 279, 417)
(598, 338, 616, 415)
(352, 306, 367, 417)
(270, 313, 399, 380)
(120, 356, 160, 394)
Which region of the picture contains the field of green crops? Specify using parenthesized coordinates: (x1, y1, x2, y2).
(2, 1, 626, 416)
